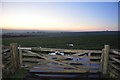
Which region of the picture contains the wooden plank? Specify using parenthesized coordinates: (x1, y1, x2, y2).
(109, 62, 120, 71)
(109, 56, 120, 64)
(73, 53, 86, 56)
(2, 54, 11, 59)
(89, 70, 100, 73)
(22, 53, 37, 57)
(46, 55, 101, 64)
(50, 55, 101, 60)
(3, 57, 13, 66)
(22, 62, 46, 66)
(29, 69, 100, 73)
(29, 67, 86, 73)
(109, 67, 120, 78)
(31, 47, 102, 53)
(100, 49, 104, 73)
(110, 49, 120, 56)
(22, 58, 43, 62)
(2, 49, 10, 53)
(61, 61, 100, 64)
(110, 55, 120, 58)
(18, 47, 31, 50)
(72, 56, 101, 59)
(75, 65, 100, 69)
(49, 56, 101, 61)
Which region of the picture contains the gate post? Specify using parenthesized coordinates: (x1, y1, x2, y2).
(0, 45, 2, 80)
(10, 43, 19, 73)
(102, 45, 110, 76)
(18, 45, 22, 66)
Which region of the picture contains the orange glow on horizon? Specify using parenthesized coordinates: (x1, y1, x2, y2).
(2, 25, 109, 31)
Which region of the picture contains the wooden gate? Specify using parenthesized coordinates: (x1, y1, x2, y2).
(2, 43, 120, 79)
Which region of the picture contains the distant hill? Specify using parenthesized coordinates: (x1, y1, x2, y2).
(2, 29, 120, 38)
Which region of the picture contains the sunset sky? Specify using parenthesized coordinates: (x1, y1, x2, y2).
(0, 2, 118, 31)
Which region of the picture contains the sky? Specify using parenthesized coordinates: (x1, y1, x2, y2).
(0, 2, 118, 31)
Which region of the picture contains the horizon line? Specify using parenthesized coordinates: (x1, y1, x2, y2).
(1, 29, 119, 32)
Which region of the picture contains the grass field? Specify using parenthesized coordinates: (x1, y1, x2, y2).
(2, 34, 119, 80)
(2, 35, 119, 49)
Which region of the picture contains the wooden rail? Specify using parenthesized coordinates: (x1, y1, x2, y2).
(108, 49, 120, 78)
(18, 47, 102, 53)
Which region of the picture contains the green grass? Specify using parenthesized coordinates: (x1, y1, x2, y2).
(2, 35, 119, 80)
(11, 68, 28, 80)
(2, 35, 119, 49)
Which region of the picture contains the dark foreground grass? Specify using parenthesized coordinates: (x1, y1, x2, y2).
(6, 68, 118, 80)
(12, 68, 28, 80)
(2, 35, 119, 49)
(2, 68, 28, 80)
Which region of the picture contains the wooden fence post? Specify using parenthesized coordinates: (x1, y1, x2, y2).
(10, 43, 19, 73)
(0, 45, 2, 80)
(100, 49, 104, 72)
(102, 45, 110, 75)
(19, 45, 22, 66)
